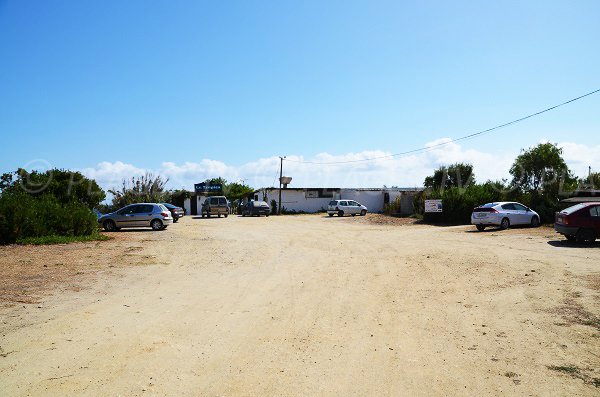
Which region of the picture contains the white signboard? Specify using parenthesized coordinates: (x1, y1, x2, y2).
(424, 199, 443, 213)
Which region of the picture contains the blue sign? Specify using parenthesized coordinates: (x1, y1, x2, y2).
(195, 182, 223, 193)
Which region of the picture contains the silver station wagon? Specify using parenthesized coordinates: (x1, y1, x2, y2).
(98, 203, 173, 231)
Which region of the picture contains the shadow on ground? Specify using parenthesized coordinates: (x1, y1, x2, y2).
(547, 240, 600, 248)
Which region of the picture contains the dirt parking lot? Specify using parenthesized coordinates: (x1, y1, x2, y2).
(0, 214, 598, 396)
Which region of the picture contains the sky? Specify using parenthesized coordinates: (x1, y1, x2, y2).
(1, 0, 599, 191)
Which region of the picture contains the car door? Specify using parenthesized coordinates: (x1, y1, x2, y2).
(209, 197, 219, 214)
(590, 205, 600, 235)
(115, 205, 137, 227)
(133, 204, 154, 227)
(219, 197, 227, 214)
(349, 201, 360, 214)
(339, 201, 349, 214)
(513, 203, 530, 225)
(500, 203, 518, 224)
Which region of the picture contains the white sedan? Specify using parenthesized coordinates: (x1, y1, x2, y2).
(471, 202, 540, 231)
(327, 200, 368, 217)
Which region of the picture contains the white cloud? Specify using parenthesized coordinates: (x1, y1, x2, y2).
(79, 139, 595, 193)
(558, 142, 600, 177)
(80, 161, 147, 189)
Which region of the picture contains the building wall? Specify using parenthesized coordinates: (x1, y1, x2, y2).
(184, 195, 210, 215)
(256, 188, 421, 214)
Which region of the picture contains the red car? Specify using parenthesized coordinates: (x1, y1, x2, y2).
(554, 202, 600, 243)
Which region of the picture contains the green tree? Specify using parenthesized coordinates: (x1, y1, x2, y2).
(1, 168, 105, 209)
(509, 143, 577, 223)
(588, 172, 600, 189)
(108, 173, 170, 209)
(0, 169, 104, 243)
(424, 163, 475, 190)
(224, 182, 254, 201)
(509, 143, 574, 193)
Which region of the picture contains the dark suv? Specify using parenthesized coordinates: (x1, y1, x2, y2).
(201, 196, 229, 218)
(555, 202, 600, 243)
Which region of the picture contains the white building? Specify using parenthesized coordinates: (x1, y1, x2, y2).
(184, 187, 423, 215)
(248, 187, 422, 215)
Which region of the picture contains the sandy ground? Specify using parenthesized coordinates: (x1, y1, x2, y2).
(0, 214, 598, 396)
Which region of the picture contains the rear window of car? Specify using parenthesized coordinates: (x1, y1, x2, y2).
(561, 203, 588, 215)
(219, 198, 227, 205)
(328, 201, 338, 206)
(209, 198, 219, 205)
(159, 204, 168, 212)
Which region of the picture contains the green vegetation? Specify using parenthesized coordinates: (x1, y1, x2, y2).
(17, 233, 110, 245)
(416, 143, 581, 224)
(0, 169, 105, 244)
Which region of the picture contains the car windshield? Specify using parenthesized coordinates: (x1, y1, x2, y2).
(561, 203, 588, 214)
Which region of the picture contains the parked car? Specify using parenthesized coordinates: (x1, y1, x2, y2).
(242, 200, 270, 217)
(201, 196, 229, 218)
(162, 203, 184, 222)
(471, 202, 540, 231)
(98, 203, 173, 231)
(327, 200, 367, 217)
(554, 202, 600, 243)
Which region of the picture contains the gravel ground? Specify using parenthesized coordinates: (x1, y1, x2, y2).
(0, 214, 598, 396)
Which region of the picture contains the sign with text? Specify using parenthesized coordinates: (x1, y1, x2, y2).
(194, 182, 223, 193)
(424, 199, 443, 213)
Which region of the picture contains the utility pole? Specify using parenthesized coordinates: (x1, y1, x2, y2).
(278, 156, 284, 215)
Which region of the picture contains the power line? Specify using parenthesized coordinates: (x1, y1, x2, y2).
(285, 88, 600, 165)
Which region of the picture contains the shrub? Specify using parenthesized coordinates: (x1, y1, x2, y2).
(0, 189, 99, 244)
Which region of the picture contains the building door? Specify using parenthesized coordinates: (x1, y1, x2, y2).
(190, 196, 197, 215)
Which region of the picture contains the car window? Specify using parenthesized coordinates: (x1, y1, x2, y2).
(339, 201, 347, 206)
(590, 206, 600, 217)
(328, 201, 338, 206)
(350, 201, 358, 206)
(219, 198, 227, 205)
(117, 206, 135, 215)
(513, 204, 527, 211)
(159, 204, 168, 212)
(209, 198, 218, 205)
(135, 205, 153, 213)
(561, 203, 588, 214)
(501, 204, 515, 210)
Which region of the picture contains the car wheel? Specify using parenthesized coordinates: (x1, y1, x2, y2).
(173, 218, 178, 223)
(530, 216, 540, 228)
(476, 225, 486, 231)
(565, 235, 576, 242)
(103, 220, 117, 232)
(351, 214, 356, 217)
(360, 210, 367, 216)
(224, 213, 228, 218)
(328, 213, 334, 217)
(576, 228, 596, 244)
(500, 218, 510, 230)
(338, 210, 344, 217)
(151, 219, 163, 231)
(266, 214, 269, 217)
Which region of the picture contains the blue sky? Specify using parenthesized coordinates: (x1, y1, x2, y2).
(1, 0, 598, 189)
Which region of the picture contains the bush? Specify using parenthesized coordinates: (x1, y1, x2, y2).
(420, 184, 505, 224)
(0, 191, 98, 244)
